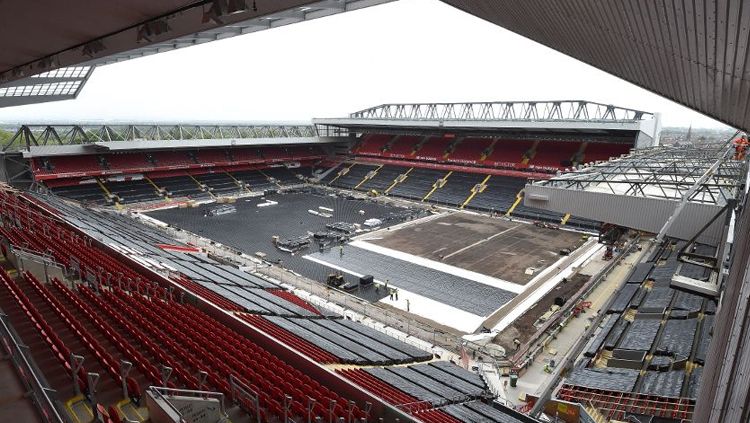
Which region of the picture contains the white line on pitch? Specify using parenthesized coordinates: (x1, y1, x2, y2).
(443, 224, 520, 260)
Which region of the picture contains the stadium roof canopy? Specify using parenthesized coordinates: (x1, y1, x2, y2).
(524, 144, 744, 246)
(1, 1, 747, 133)
(0, 0, 394, 107)
(2, 123, 322, 154)
(314, 100, 661, 146)
(0, 66, 94, 107)
(441, 0, 750, 133)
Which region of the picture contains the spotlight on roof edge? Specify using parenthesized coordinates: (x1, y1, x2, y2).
(137, 20, 172, 44)
(203, 0, 252, 24)
(82, 40, 106, 58)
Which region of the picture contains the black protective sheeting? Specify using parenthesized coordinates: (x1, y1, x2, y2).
(365, 367, 443, 404)
(335, 319, 432, 362)
(608, 284, 639, 314)
(640, 287, 674, 314)
(148, 191, 419, 301)
(387, 366, 467, 402)
(314, 319, 417, 364)
(442, 404, 489, 422)
(265, 316, 361, 363)
(408, 363, 486, 397)
(192, 260, 276, 288)
(656, 319, 698, 359)
(331, 164, 379, 189)
(649, 261, 680, 287)
(357, 165, 403, 192)
(648, 356, 672, 371)
(603, 318, 630, 350)
(619, 319, 662, 352)
(565, 368, 639, 392)
(267, 316, 389, 364)
(639, 370, 685, 398)
(679, 263, 711, 280)
(688, 367, 703, 399)
(429, 360, 486, 389)
(694, 316, 715, 365)
(671, 291, 704, 314)
(669, 310, 691, 319)
(307, 245, 516, 316)
(214, 284, 315, 316)
(704, 299, 717, 315)
(585, 315, 616, 357)
(628, 288, 648, 308)
(464, 401, 534, 423)
(627, 263, 653, 284)
(427, 172, 485, 207)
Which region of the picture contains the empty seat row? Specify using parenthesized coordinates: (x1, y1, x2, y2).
(355, 134, 393, 155)
(33, 147, 325, 179)
(20, 272, 131, 404)
(0, 268, 90, 395)
(140, 293, 365, 421)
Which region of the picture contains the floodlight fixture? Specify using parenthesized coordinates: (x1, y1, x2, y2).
(203, 0, 255, 24)
(137, 20, 171, 43)
(37, 56, 60, 70)
(226, 0, 249, 15)
(82, 40, 106, 57)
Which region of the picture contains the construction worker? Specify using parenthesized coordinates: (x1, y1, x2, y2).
(734, 134, 748, 160)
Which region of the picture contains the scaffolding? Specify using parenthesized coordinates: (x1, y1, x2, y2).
(524, 144, 747, 246)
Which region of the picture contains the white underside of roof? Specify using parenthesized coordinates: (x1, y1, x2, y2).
(22, 136, 337, 157)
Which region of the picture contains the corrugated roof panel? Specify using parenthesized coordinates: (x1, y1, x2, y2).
(441, 0, 750, 131)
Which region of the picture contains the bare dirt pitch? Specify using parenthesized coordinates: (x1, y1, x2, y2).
(370, 212, 586, 285)
(493, 273, 590, 353)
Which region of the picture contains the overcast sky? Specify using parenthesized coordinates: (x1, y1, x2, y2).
(0, 0, 731, 128)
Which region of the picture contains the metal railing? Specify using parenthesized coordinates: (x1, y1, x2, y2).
(0, 312, 71, 423)
(149, 386, 227, 423)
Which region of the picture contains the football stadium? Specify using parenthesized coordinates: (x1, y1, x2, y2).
(0, 1, 748, 423)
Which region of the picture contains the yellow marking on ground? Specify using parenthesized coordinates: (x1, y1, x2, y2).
(95, 177, 112, 197)
(95, 178, 122, 209)
(521, 140, 540, 164)
(561, 213, 571, 225)
(385, 167, 413, 194)
(257, 169, 281, 188)
(117, 398, 148, 422)
(575, 142, 589, 165)
(461, 174, 492, 208)
(143, 175, 161, 192)
(329, 163, 355, 185)
(224, 171, 245, 190)
(188, 174, 216, 198)
(65, 395, 92, 423)
(354, 165, 382, 189)
(422, 171, 452, 201)
(505, 191, 524, 216)
(480, 139, 498, 161)
(410, 137, 427, 156)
